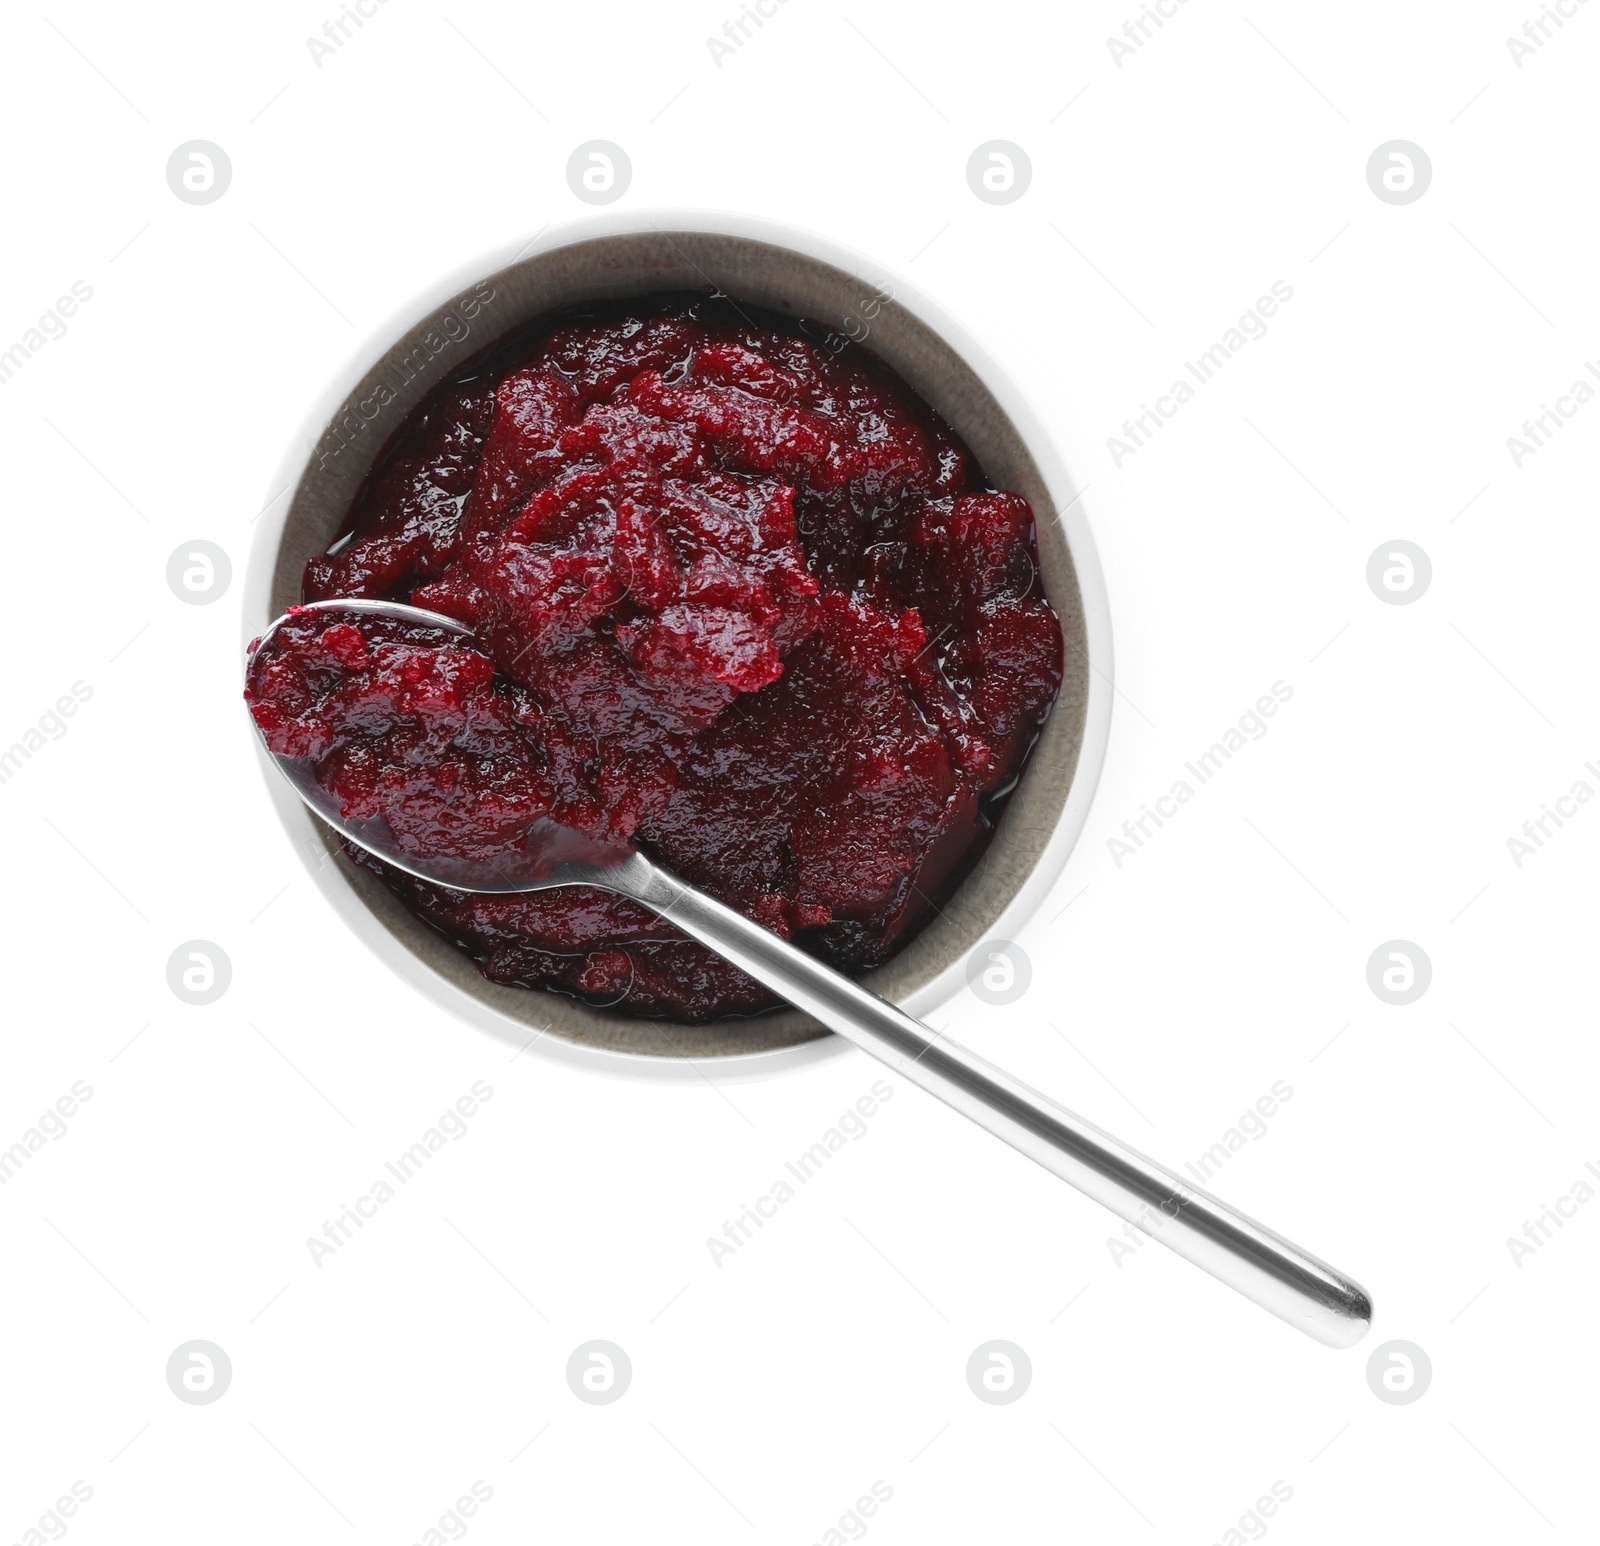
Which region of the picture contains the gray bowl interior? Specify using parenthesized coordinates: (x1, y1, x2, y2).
(269, 230, 1089, 1056)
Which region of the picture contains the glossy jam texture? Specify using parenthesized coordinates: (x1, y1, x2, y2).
(252, 296, 1064, 1020)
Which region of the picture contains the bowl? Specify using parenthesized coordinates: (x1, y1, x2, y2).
(243, 211, 1113, 1077)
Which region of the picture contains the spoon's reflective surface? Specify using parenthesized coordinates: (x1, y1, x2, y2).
(248, 597, 1373, 1348)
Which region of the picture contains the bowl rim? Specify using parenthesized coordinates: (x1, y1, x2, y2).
(242, 207, 1115, 1084)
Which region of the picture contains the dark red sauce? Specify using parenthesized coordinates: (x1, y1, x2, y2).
(249, 295, 1063, 1021)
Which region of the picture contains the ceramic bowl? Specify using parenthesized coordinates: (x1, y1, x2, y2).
(243, 211, 1113, 1077)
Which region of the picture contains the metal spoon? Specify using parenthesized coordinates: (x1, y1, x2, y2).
(247, 597, 1372, 1348)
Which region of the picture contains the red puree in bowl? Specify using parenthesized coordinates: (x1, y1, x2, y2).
(249, 294, 1064, 1021)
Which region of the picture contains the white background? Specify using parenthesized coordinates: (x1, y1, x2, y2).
(2, 1, 1597, 1541)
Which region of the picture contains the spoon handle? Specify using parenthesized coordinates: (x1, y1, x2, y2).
(619, 854, 1371, 1349)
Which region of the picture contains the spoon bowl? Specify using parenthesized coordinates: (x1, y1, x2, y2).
(250, 598, 637, 893)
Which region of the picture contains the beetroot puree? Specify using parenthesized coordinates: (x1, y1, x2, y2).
(249, 294, 1064, 1021)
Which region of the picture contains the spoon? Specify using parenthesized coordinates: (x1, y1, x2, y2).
(248, 597, 1372, 1348)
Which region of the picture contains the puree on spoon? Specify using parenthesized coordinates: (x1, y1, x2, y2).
(249, 293, 1064, 1021)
